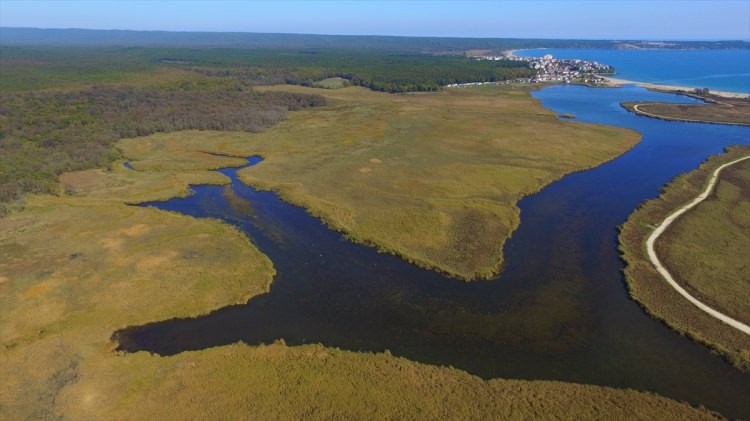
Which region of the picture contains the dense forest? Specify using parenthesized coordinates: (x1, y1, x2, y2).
(0, 28, 631, 51)
(1, 46, 534, 93)
(0, 80, 325, 213)
(184, 51, 534, 92)
(3, 28, 748, 51)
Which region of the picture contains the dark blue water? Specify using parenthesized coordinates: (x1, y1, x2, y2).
(518, 48, 750, 94)
(117, 85, 750, 418)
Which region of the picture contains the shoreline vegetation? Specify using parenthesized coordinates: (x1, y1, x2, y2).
(620, 145, 750, 372)
(0, 81, 327, 216)
(620, 95, 750, 126)
(239, 84, 640, 280)
(0, 131, 717, 420)
(645, 154, 750, 334)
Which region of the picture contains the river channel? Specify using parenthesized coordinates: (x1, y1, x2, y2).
(116, 85, 750, 418)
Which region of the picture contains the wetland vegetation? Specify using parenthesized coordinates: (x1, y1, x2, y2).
(2, 33, 748, 419)
(0, 134, 717, 420)
(620, 145, 750, 371)
(241, 84, 639, 279)
(0, 78, 325, 215)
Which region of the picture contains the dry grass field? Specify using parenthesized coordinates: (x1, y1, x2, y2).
(105, 85, 641, 280)
(57, 342, 717, 420)
(659, 157, 750, 323)
(1, 85, 714, 419)
(229, 84, 638, 279)
(622, 93, 750, 126)
(620, 145, 750, 372)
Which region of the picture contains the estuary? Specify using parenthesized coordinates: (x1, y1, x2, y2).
(116, 85, 750, 418)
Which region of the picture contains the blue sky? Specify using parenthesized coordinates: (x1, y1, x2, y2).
(1, 1, 749, 40)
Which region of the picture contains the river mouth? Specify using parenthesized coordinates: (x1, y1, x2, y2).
(115, 85, 750, 418)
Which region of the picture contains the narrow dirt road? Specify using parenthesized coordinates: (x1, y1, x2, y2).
(631, 103, 748, 126)
(645, 155, 750, 336)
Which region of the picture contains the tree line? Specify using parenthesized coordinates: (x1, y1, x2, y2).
(0, 46, 536, 214)
(170, 50, 535, 93)
(0, 83, 325, 214)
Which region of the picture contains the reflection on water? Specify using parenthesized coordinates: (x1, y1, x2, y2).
(116, 85, 750, 418)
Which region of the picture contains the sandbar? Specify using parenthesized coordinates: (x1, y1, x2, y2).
(602, 76, 750, 99)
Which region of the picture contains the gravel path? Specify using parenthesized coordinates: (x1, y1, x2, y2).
(645, 155, 750, 336)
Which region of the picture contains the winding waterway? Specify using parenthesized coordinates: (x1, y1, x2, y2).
(116, 85, 750, 418)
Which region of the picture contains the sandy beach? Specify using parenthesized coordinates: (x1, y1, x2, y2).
(601, 76, 750, 99)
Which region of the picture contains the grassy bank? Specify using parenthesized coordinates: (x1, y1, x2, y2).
(110, 85, 640, 280)
(0, 135, 716, 419)
(0, 146, 276, 418)
(59, 342, 717, 420)
(238, 84, 639, 279)
(621, 92, 750, 126)
(620, 145, 750, 371)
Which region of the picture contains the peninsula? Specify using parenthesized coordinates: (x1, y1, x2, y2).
(620, 146, 750, 371)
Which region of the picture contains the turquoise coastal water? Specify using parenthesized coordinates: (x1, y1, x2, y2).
(517, 48, 750, 93)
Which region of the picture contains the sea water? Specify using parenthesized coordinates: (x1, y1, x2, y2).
(517, 48, 750, 94)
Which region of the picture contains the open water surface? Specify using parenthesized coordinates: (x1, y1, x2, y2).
(116, 85, 750, 418)
(517, 48, 750, 94)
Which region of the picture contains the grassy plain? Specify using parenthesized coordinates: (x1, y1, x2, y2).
(238, 85, 640, 279)
(1, 132, 716, 419)
(659, 157, 750, 323)
(620, 145, 750, 371)
(112, 85, 640, 280)
(0, 150, 275, 418)
(622, 93, 750, 126)
(59, 342, 717, 420)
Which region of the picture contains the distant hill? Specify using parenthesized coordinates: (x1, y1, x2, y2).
(2, 27, 747, 52)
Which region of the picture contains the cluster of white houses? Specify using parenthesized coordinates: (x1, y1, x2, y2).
(452, 52, 614, 87)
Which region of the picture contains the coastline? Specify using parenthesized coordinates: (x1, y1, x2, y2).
(601, 76, 750, 99)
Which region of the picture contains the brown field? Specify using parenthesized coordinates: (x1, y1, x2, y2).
(56, 342, 717, 420)
(620, 145, 750, 372)
(659, 157, 750, 323)
(2, 85, 715, 419)
(224, 84, 638, 279)
(0, 150, 275, 419)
